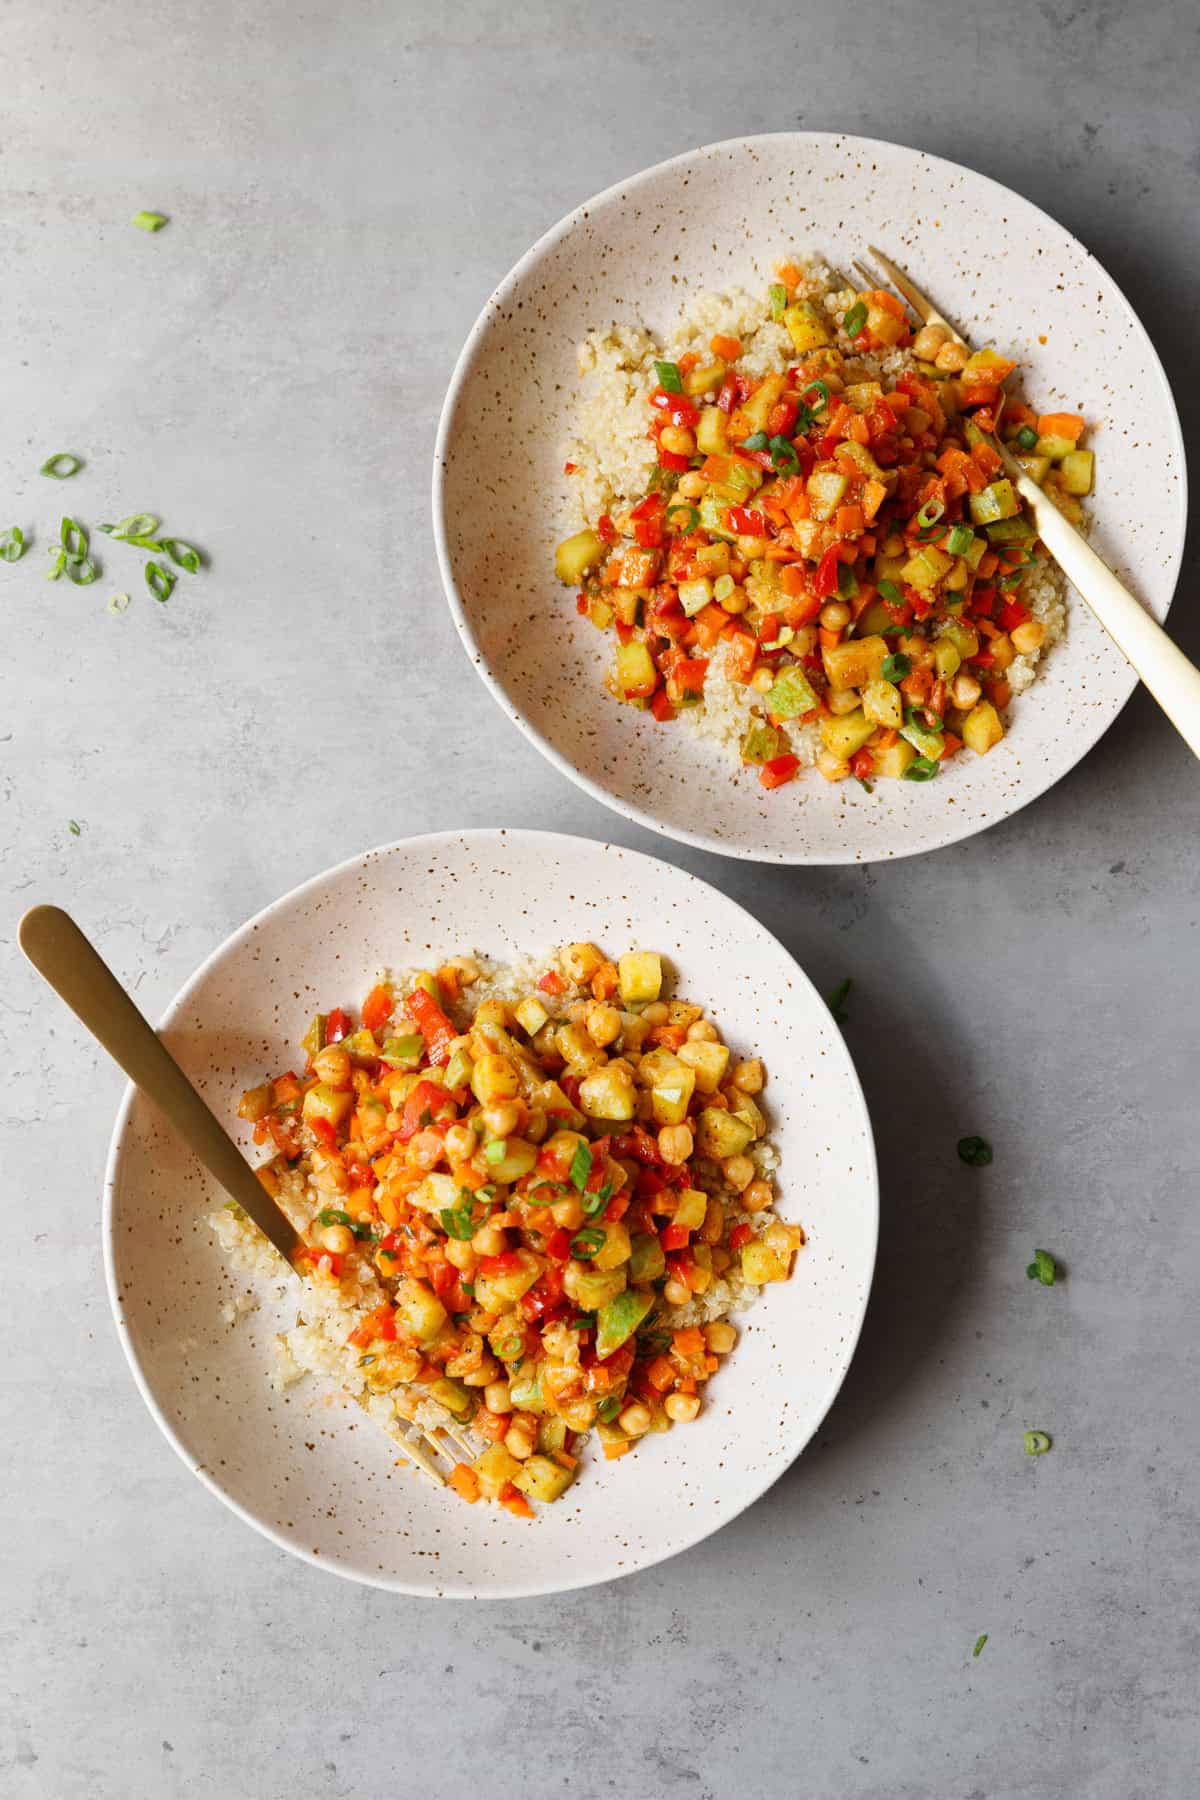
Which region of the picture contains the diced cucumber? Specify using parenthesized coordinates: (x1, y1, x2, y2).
(1060, 450, 1094, 496)
(555, 529, 604, 585)
(968, 480, 1018, 525)
(819, 708, 876, 760)
(763, 664, 817, 719)
(629, 1233, 666, 1284)
(740, 716, 790, 765)
(1035, 434, 1075, 463)
(985, 515, 1034, 545)
(595, 1288, 656, 1359)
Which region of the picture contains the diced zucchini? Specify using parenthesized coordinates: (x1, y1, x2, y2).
(819, 708, 876, 760)
(514, 995, 549, 1037)
(473, 1442, 523, 1498)
(394, 1279, 448, 1343)
(695, 406, 729, 455)
(806, 466, 849, 520)
(1017, 454, 1052, 485)
(507, 1364, 546, 1413)
(302, 1082, 353, 1128)
(513, 1454, 575, 1503)
(615, 641, 657, 699)
(629, 1233, 666, 1284)
(618, 952, 663, 1005)
(1035, 433, 1075, 463)
(861, 678, 903, 728)
(963, 534, 988, 571)
(962, 700, 1005, 754)
(594, 1288, 655, 1359)
(299, 1013, 327, 1060)
(968, 480, 1019, 525)
(677, 1038, 730, 1095)
(873, 737, 917, 778)
(338, 1028, 379, 1065)
(901, 544, 953, 589)
(939, 620, 980, 661)
(899, 713, 945, 761)
(740, 716, 790, 766)
(763, 664, 818, 719)
(536, 1415, 568, 1454)
(984, 515, 1034, 545)
(677, 577, 713, 618)
(822, 634, 888, 692)
(444, 1046, 474, 1092)
(1061, 450, 1094, 496)
(696, 495, 735, 541)
(782, 300, 832, 354)
(555, 529, 604, 585)
(740, 1240, 792, 1283)
(672, 1188, 708, 1231)
(650, 1063, 696, 1126)
(696, 1108, 755, 1160)
(379, 1032, 424, 1070)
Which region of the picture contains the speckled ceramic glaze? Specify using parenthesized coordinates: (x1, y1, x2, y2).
(434, 134, 1185, 864)
(104, 831, 877, 1597)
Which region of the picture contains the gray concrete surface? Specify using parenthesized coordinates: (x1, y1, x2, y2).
(3, 2, 1198, 1795)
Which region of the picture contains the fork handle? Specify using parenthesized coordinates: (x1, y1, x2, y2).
(19, 905, 299, 1261)
(998, 453, 1200, 761)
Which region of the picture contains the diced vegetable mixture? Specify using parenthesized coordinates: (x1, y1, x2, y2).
(558, 259, 1093, 790)
(227, 945, 801, 1515)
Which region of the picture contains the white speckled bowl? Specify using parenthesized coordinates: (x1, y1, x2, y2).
(104, 831, 877, 1597)
(434, 134, 1185, 864)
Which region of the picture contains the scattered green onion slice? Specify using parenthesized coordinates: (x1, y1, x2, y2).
(1015, 425, 1038, 450)
(581, 1183, 613, 1219)
(569, 1141, 593, 1192)
(1023, 1430, 1052, 1456)
(768, 283, 788, 321)
(740, 431, 770, 452)
(315, 1207, 370, 1241)
(1026, 1248, 1058, 1285)
(113, 513, 161, 538)
(68, 819, 82, 836)
(946, 524, 975, 555)
(842, 300, 868, 338)
(826, 977, 851, 1024)
(902, 757, 940, 782)
(107, 591, 131, 615)
(654, 360, 683, 394)
(570, 1225, 606, 1260)
(998, 567, 1029, 591)
(46, 549, 67, 581)
(68, 557, 99, 586)
(665, 504, 700, 533)
(798, 378, 830, 415)
(957, 1134, 993, 1166)
(162, 538, 201, 573)
(568, 1316, 593, 1331)
(0, 527, 26, 563)
(132, 210, 168, 232)
(881, 652, 911, 682)
(915, 497, 946, 531)
(61, 516, 88, 560)
(439, 1195, 478, 1240)
(597, 1395, 622, 1421)
(877, 579, 903, 604)
(483, 1138, 507, 1165)
(40, 452, 83, 479)
(145, 560, 176, 603)
(769, 434, 800, 473)
(972, 1634, 988, 1658)
(836, 561, 858, 599)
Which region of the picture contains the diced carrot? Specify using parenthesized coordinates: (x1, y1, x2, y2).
(694, 603, 729, 648)
(971, 440, 1002, 479)
(776, 261, 801, 292)
(710, 333, 742, 361)
(1037, 412, 1084, 442)
(861, 479, 888, 522)
(779, 563, 808, 597)
(877, 728, 899, 749)
(941, 732, 963, 757)
(835, 503, 865, 536)
(498, 1483, 534, 1519)
(475, 1408, 509, 1443)
(977, 551, 1000, 579)
(704, 1355, 719, 1373)
(591, 961, 619, 1001)
(647, 1355, 676, 1392)
(672, 1326, 705, 1356)
(883, 390, 910, 417)
(868, 288, 907, 319)
(818, 626, 841, 650)
(554, 1450, 579, 1470)
(847, 413, 871, 445)
(448, 1463, 480, 1503)
(602, 1440, 631, 1459)
(677, 350, 699, 375)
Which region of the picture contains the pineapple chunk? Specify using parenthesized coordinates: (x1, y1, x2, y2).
(873, 737, 917, 779)
(932, 638, 961, 680)
(618, 952, 663, 1004)
(578, 1063, 636, 1121)
(740, 372, 788, 436)
(677, 1038, 730, 1095)
(783, 300, 832, 354)
(682, 360, 726, 397)
(672, 1188, 709, 1231)
(615, 641, 657, 700)
(475, 1249, 544, 1311)
(650, 1063, 696, 1126)
(590, 1218, 633, 1273)
(480, 1138, 538, 1184)
(696, 1108, 755, 1160)
(861, 678, 903, 728)
(394, 1278, 449, 1343)
(1060, 450, 1094, 496)
(819, 708, 877, 761)
(901, 544, 953, 589)
(302, 1082, 353, 1128)
(564, 1262, 627, 1309)
(939, 620, 980, 662)
(1035, 433, 1075, 462)
(822, 634, 888, 691)
(740, 1241, 792, 1284)
(696, 406, 728, 456)
(962, 700, 1005, 754)
(677, 577, 713, 618)
(473, 1442, 523, 1500)
(806, 466, 849, 520)
(513, 1454, 575, 1504)
(555, 528, 604, 585)
(514, 995, 549, 1037)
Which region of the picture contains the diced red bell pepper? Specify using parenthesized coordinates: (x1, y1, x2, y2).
(660, 1221, 691, 1252)
(650, 688, 676, 722)
(398, 1078, 451, 1143)
(537, 969, 565, 996)
(326, 1008, 351, 1043)
(545, 1228, 572, 1262)
(814, 545, 842, 598)
(656, 449, 691, 474)
(361, 984, 394, 1033)
(406, 986, 457, 1066)
(726, 506, 768, 536)
(850, 748, 875, 781)
(612, 1127, 664, 1166)
(308, 1116, 338, 1151)
(996, 596, 1031, 631)
(760, 754, 800, 790)
(597, 513, 617, 544)
(667, 656, 709, 704)
(729, 1223, 753, 1252)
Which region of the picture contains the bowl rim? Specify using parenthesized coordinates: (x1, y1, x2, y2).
(432, 130, 1188, 867)
(102, 826, 880, 1597)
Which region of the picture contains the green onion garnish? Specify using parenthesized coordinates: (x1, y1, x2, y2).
(957, 1134, 993, 1166)
(1015, 425, 1038, 450)
(972, 1634, 988, 1658)
(67, 819, 81, 836)
(108, 514, 161, 539)
(798, 378, 830, 415)
(836, 561, 858, 599)
(654, 360, 683, 394)
(162, 538, 201, 573)
(132, 210, 168, 232)
(568, 1316, 593, 1330)
(1023, 1430, 1052, 1456)
(581, 1183, 613, 1218)
(665, 503, 700, 532)
(60, 516, 88, 561)
(439, 1196, 477, 1240)
(842, 300, 868, 338)
(597, 1395, 622, 1421)
(107, 592, 131, 615)
(569, 1141, 593, 1192)
(877, 579, 903, 604)
(998, 568, 1028, 590)
(145, 561, 176, 603)
(40, 453, 83, 479)
(902, 757, 940, 782)
(768, 283, 788, 321)
(68, 557, 99, 586)
(483, 1138, 507, 1165)
(740, 431, 769, 451)
(881, 652, 911, 682)
(946, 524, 975, 556)
(915, 497, 945, 531)
(769, 435, 800, 473)
(826, 977, 851, 1024)
(570, 1225, 606, 1259)
(315, 1207, 370, 1240)
(0, 527, 26, 563)
(1026, 1248, 1058, 1285)
(45, 549, 67, 581)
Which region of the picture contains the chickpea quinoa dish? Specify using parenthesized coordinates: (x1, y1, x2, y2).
(557, 256, 1093, 791)
(212, 945, 801, 1517)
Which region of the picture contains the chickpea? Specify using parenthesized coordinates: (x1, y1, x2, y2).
(551, 1193, 585, 1230)
(819, 599, 851, 631)
(311, 1044, 352, 1087)
(558, 1023, 605, 1072)
(934, 340, 969, 373)
(732, 1058, 764, 1095)
(719, 585, 748, 615)
(562, 942, 604, 982)
(483, 1379, 512, 1414)
(658, 1123, 694, 1165)
(504, 1417, 537, 1460)
(310, 1147, 350, 1194)
(791, 623, 818, 658)
(817, 750, 850, 783)
(686, 1018, 719, 1043)
(482, 1100, 521, 1138)
(641, 1001, 670, 1026)
(700, 1199, 725, 1245)
(471, 1222, 508, 1257)
(619, 1401, 652, 1437)
(319, 1222, 354, 1254)
(444, 1237, 476, 1274)
(676, 471, 706, 500)
(664, 1392, 701, 1423)
(750, 667, 775, 694)
(443, 1122, 478, 1163)
(722, 1153, 755, 1192)
(950, 671, 982, 711)
(1011, 619, 1045, 656)
(524, 1107, 549, 1144)
(586, 1002, 623, 1048)
(742, 1178, 773, 1213)
(827, 685, 862, 716)
(659, 424, 696, 457)
(406, 1129, 445, 1171)
(663, 1276, 691, 1305)
(912, 320, 951, 361)
(704, 1321, 737, 1354)
(710, 1246, 731, 1273)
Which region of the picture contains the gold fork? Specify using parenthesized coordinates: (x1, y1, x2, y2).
(18, 904, 478, 1488)
(854, 247, 1200, 761)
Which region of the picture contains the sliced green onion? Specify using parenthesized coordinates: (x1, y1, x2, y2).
(132, 210, 168, 232)
(570, 1225, 606, 1259)
(0, 527, 26, 563)
(569, 1141, 593, 1192)
(972, 1634, 988, 1658)
(665, 503, 700, 533)
(881, 652, 911, 682)
(162, 538, 201, 573)
(915, 497, 945, 531)
(568, 1316, 593, 1331)
(877, 579, 903, 604)
(68, 556, 99, 586)
(842, 300, 868, 338)
(740, 431, 769, 451)
(107, 591, 131, 615)
(439, 1195, 478, 1240)
(998, 567, 1028, 590)
(1026, 1248, 1058, 1286)
(946, 524, 975, 556)
(1015, 425, 1038, 450)
(581, 1183, 612, 1218)
(798, 378, 830, 414)
(768, 283, 788, 321)
(61, 516, 88, 560)
(111, 514, 161, 538)
(769, 434, 800, 473)
(902, 757, 940, 782)
(40, 452, 83, 479)
(45, 549, 67, 581)
(597, 1395, 622, 1421)
(315, 1207, 370, 1240)
(957, 1134, 993, 1166)
(145, 561, 176, 603)
(67, 819, 81, 836)
(483, 1138, 507, 1165)
(1023, 1430, 1052, 1456)
(836, 561, 858, 599)
(826, 977, 851, 1024)
(654, 360, 683, 394)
